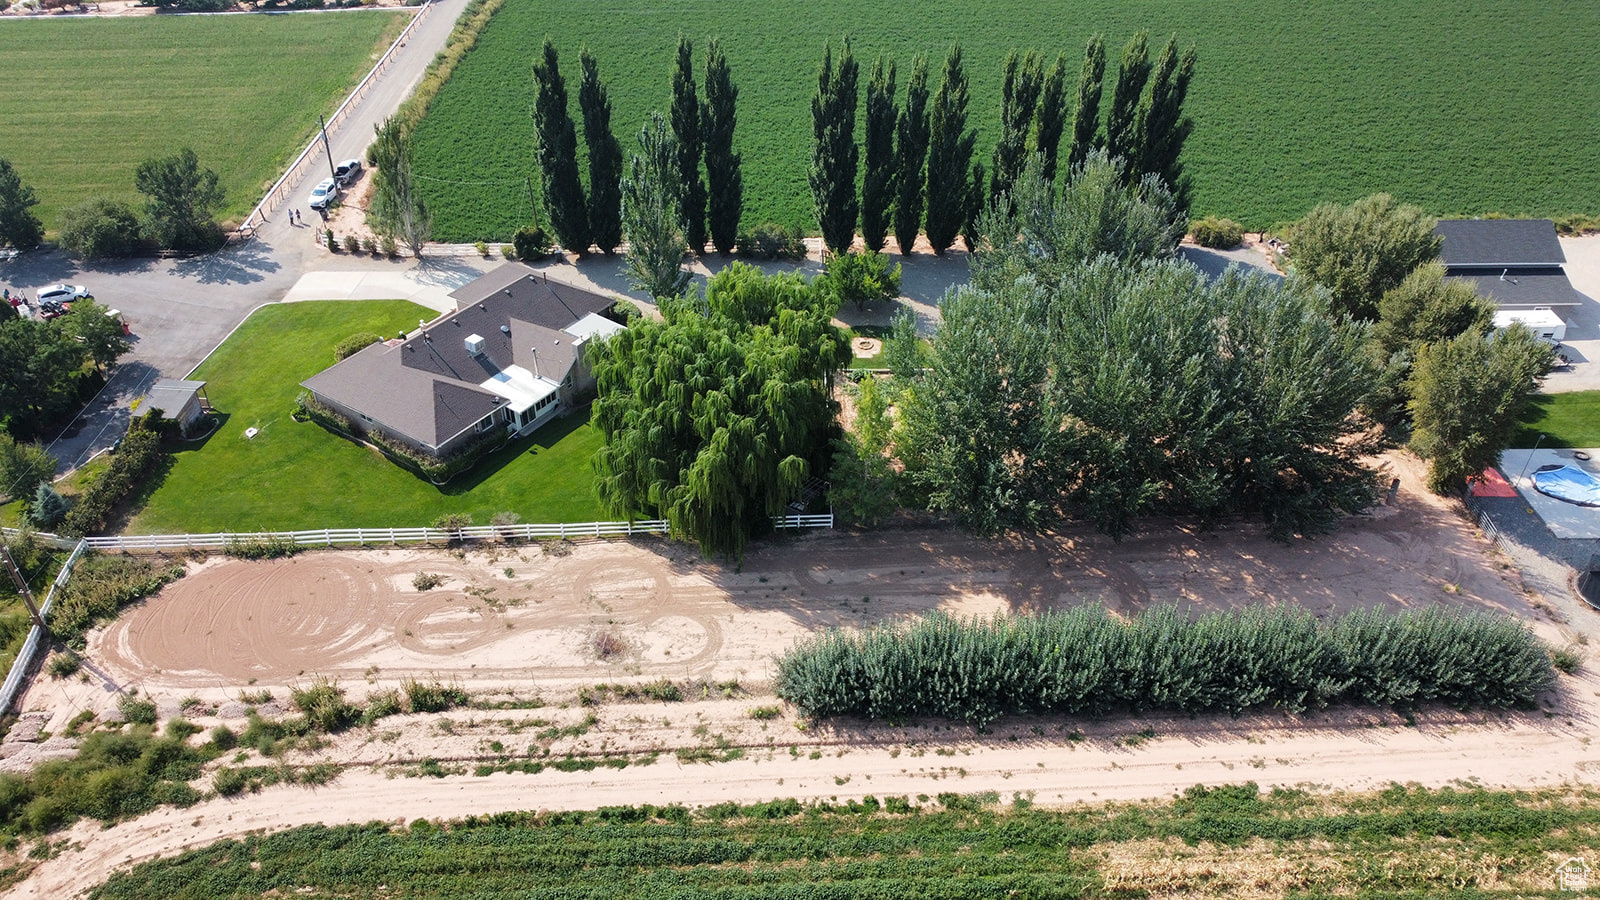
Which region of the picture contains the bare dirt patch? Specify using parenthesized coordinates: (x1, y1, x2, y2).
(9, 465, 1597, 898)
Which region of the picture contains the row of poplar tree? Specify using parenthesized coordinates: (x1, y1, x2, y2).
(528, 32, 1195, 259)
(812, 32, 1195, 257)
(531, 37, 741, 257)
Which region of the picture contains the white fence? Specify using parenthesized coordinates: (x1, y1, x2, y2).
(237, 0, 434, 236)
(0, 539, 88, 717)
(73, 513, 833, 553)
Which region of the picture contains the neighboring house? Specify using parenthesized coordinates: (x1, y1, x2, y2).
(301, 264, 625, 459)
(1434, 219, 1583, 320)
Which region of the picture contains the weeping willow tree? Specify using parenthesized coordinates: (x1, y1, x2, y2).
(589, 263, 850, 557)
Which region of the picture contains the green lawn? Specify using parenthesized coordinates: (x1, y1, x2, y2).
(1513, 390, 1600, 449)
(412, 0, 1600, 242)
(125, 300, 604, 535)
(0, 11, 409, 231)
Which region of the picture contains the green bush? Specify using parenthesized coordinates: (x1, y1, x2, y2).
(290, 678, 360, 733)
(403, 678, 468, 713)
(735, 222, 807, 260)
(343, 235, 361, 254)
(820, 250, 902, 311)
(776, 606, 1557, 728)
(1190, 215, 1244, 249)
(513, 225, 551, 261)
(360, 689, 402, 725)
(208, 725, 237, 751)
(474, 240, 489, 257)
(51, 554, 184, 645)
(47, 653, 79, 679)
(211, 765, 247, 796)
(325, 229, 337, 252)
(295, 393, 504, 483)
(361, 235, 377, 254)
(118, 693, 158, 726)
(57, 197, 143, 260)
(381, 235, 398, 258)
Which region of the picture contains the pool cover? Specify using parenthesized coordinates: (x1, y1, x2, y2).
(1532, 465, 1600, 507)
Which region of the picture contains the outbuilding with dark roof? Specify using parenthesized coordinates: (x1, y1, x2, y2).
(1434, 219, 1583, 311)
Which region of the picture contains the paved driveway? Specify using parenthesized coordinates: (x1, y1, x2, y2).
(1547, 234, 1600, 393)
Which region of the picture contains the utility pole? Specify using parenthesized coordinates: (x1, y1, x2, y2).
(320, 116, 338, 182)
(0, 546, 45, 631)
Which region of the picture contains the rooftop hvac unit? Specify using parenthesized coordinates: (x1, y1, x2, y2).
(465, 334, 485, 355)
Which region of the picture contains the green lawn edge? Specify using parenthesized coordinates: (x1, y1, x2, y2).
(124, 299, 604, 534)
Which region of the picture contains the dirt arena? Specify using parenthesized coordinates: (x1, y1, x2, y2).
(77, 459, 1551, 700)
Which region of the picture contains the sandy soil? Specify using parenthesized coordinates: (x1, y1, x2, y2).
(6, 459, 1595, 897)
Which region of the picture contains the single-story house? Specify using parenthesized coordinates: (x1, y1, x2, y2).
(1434, 218, 1584, 313)
(301, 264, 625, 459)
(137, 378, 211, 437)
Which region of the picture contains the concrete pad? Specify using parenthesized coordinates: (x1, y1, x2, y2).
(280, 269, 470, 313)
(1500, 447, 1600, 538)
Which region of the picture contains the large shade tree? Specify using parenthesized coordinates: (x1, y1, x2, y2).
(899, 259, 1378, 540)
(1408, 326, 1553, 494)
(1289, 192, 1441, 321)
(0, 158, 43, 251)
(135, 147, 225, 251)
(589, 263, 849, 557)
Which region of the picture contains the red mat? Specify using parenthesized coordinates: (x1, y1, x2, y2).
(1470, 467, 1519, 498)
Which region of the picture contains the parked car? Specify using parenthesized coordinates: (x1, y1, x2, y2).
(308, 178, 340, 210)
(36, 283, 90, 305)
(333, 158, 364, 186)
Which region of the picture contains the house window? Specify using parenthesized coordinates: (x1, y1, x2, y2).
(476, 414, 494, 433)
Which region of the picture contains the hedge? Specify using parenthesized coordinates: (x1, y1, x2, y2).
(295, 392, 505, 483)
(775, 605, 1556, 727)
(58, 421, 168, 537)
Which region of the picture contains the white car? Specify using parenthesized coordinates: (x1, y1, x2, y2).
(308, 178, 340, 210)
(36, 283, 91, 304)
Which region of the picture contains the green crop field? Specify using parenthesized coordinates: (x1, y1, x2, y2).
(0, 11, 409, 231)
(412, 0, 1600, 242)
(85, 786, 1600, 898)
(124, 299, 604, 534)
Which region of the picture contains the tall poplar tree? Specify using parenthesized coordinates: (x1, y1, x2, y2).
(1066, 34, 1105, 176)
(1137, 36, 1197, 208)
(1032, 53, 1069, 182)
(1104, 31, 1151, 171)
(0, 158, 43, 252)
(533, 39, 590, 256)
(809, 39, 861, 257)
(988, 50, 1043, 205)
(579, 48, 624, 254)
(860, 55, 898, 252)
(622, 113, 690, 301)
(702, 38, 743, 255)
(925, 44, 976, 255)
(671, 37, 708, 254)
(891, 54, 930, 256)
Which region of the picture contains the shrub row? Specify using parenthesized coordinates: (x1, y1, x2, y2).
(733, 222, 807, 260)
(295, 392, 503, 483)
(775, 606, 1557, 727)
(58, 418, 169, 538)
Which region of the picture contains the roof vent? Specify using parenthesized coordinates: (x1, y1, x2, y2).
(465, 333, 486, 356)
(479, 302, 487, 310)
(500, 325, 511, 335)
(405, 343, 413, 351)
(452, 318, 460, 326)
